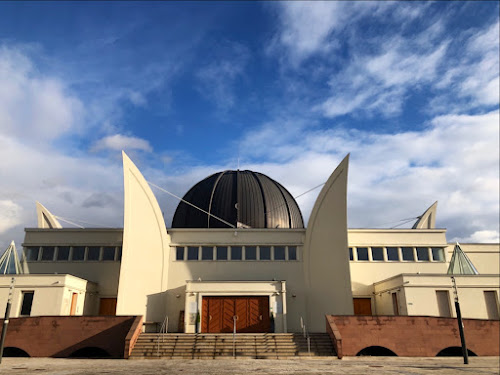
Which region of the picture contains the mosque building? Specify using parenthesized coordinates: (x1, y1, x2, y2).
(1, 152, 499, 336)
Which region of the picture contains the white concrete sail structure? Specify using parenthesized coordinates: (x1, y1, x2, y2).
(412, 201, 438, 229)
(304, 154, 353, 331)
(36, 202, 62, 229)
(116, 151, 171, 322)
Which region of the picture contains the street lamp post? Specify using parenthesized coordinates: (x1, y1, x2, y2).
(451, 276, 468, 365)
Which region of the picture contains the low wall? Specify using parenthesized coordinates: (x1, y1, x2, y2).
(0, 316, 141, 358)
(326, 315, 500, 358)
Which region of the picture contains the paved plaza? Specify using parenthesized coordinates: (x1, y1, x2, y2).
(0, 357, 498, 375)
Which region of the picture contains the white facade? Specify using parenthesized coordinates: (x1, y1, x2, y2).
(10, 152, 500, 333)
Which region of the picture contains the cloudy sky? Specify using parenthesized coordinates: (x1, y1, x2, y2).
(0, 1, 498, 248)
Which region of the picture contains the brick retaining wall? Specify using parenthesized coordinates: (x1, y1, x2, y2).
(326, 315, 500, 358)
(0, 316, 141, 358)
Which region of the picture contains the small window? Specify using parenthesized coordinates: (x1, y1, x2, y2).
(260, 246, 271, 260)
(20, 291, 34, 316)
(25, 247, 40, 261)
(116, 247, 122, 261)
(416, 247, 430, 261)
(176, 247, 185, 261)
(402, 247, 414, 261)
(87, 246, 100, 261)
(245, 246, 257, 260)
(288, 246, 297, 261)
(371, 247, 384, 261)
(274, 246, 285, 260)
(432, 248, 445, 262)
(357, 247, 369, 261)
(102, 247, 115, 261)
(202, 246, 213, 261)
(57, 246, 70, 261)
(217, 246, 228, 260)
(231, 246, 242, 260)
(349, 247, 353, 261)
(72, 246, 85, 261)
(387, 247, 399, 261)
(187, 246, 199, 261)
(41, 247, 55, 261)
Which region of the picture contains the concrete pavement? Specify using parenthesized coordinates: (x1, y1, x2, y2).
(0, 356, 498, 375)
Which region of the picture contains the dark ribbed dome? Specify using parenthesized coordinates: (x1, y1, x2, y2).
(172, 170, 304, 229)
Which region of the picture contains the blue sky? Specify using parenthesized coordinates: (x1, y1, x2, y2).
(0, 1, 498, 247)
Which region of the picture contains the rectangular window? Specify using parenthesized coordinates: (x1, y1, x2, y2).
(436, 290, 451, 317)
(432, 247, 445, 262)
(356, 247, 369, 261)
(187, 246, 199, 261)
(231, 246, 242, 260)
(20, 291, 34, 316)
(274, 246, 285, 260)
(72, 246, 85, 261)
(260, 246, 271, 260)
(416, 247, 430, 261)
(176, 247, 185, 261)
(288, 246, 297, 261)
(484, 291, 500, 320)
(102, 247, 115, 261)
(387, 247, 399, 261)
(402, 247, 414, 261)
(245, 246, 257, 260)
(25, 247, 40, 261)
(392, 292, 399, 315)
(216, 246, 228, 260)
(41, 247, 55, 261)
(202, 246, 213, 261)
(57, 246, 70, 261)
(87, 246, 100, 261)
(349, 247, 353, 261)
(371, 247, 384, 261)
(116, 247, 122, 261)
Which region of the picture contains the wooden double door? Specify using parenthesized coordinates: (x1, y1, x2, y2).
(201, 296, 270, 333)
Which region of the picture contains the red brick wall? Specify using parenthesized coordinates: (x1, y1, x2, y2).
(0, 316, 141, 358)
(326, 315, 500, 357)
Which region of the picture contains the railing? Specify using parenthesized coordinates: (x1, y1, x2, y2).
(233, 315, 237, 358)
(156, 315, 169, 357)
(300, 316, 311, 355)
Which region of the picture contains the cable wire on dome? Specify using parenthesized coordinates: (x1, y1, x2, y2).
(147, 180, 236, 229)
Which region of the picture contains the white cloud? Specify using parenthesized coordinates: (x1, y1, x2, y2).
(92, 134, 153, 153)
(196, 40, 250, 110)
(0, 200, 22, 235)
(237, 110, 499, 242)
(0, 45, 84, 142)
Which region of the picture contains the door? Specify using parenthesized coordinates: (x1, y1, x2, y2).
(70, 293, 78, 315)
(99, 298, 117, 315)
(201, 296, 270, 333)
(353, 298, 372, 315)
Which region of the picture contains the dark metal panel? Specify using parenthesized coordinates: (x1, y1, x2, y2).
(239, 171, 265, 228)
(209, 172, 237, 228)
(254, 173, 290, 229)
(276, 182, 305, 228)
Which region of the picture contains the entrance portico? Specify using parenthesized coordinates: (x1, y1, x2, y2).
(185, 280, 287, 333)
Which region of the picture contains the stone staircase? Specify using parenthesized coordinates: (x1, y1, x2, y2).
(130, 333, 336, 359)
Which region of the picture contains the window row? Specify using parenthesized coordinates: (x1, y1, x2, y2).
(175, 245, 299, 261)
(24, 246, 122, 262)
(349, 246, 445, 262)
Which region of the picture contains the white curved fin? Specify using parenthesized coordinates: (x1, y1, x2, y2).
(412, 201, 437, 229)
(36, 202, 62, 229)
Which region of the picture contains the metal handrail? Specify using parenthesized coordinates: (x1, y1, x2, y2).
(233, 315, 237, 358)
(156, 315, 169, 356)
(300, 316, 311, 355)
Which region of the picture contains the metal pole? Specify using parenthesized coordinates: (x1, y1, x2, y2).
(451, 276, 468, 364)
(233, 316, 236, 358)
(0, 277, 15, 364)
